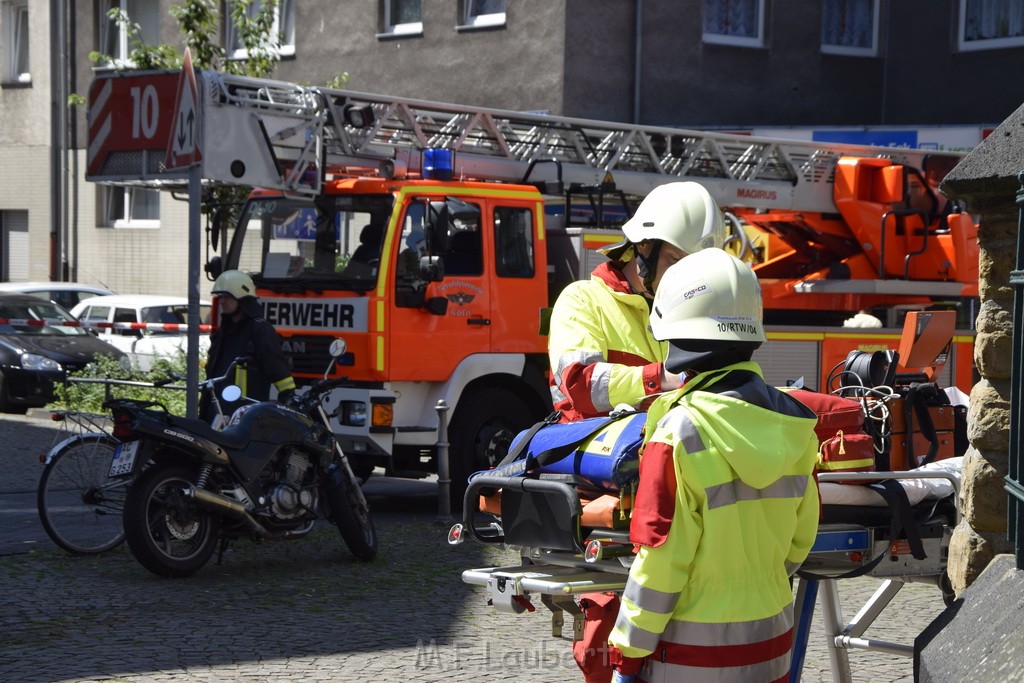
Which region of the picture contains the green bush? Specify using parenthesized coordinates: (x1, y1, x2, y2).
(47, 352, 197, 415)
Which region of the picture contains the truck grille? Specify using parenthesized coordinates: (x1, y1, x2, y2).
(282, 335, 334, 376)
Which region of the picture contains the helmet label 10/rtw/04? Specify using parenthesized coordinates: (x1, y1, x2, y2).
(260, 298, 369, 332)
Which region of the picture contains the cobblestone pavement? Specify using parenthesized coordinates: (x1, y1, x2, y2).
(0, 412, 948, 682)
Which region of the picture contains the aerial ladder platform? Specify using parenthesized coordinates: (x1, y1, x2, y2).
(90, 69, 953, 212)
(88, 69, 978, 304)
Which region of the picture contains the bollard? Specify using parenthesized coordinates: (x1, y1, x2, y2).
(434, 399, 454, 524)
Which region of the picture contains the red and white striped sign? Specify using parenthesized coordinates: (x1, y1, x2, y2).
(86, 70, 179, 179)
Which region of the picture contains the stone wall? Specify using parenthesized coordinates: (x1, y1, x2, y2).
(940, 106, 1024, 593)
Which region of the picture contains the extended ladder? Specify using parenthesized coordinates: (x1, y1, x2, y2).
(196, 71, 957, 213)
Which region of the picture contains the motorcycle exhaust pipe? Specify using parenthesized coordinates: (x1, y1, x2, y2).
(184, 486, 311, 539)
(185, 487, 270, 537)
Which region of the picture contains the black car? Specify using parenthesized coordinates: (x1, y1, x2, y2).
(0, 293, 126, 412)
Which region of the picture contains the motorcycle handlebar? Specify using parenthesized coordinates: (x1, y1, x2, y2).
(285, 377, 352, 411)
(198, 356, 251, 392)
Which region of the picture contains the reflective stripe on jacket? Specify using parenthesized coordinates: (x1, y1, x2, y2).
(608, 362, 819, 682)
(548, 262, 667, 422)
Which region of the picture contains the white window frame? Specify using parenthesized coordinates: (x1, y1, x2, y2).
(958, 0, 1024, 51)
(227, 0, 296, 59)
(381, 0, 423, 37)
(702, 0, 765, 48)
(821, 0, 880, 57)
(460, 0, 506, 30)
(3, 0, 30, 83)
(99, 186, 161, 229)
(97, 0, 161, 68)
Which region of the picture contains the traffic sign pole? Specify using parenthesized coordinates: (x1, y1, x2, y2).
(186, 162, 201, 419)
(164, 47, 204, 418)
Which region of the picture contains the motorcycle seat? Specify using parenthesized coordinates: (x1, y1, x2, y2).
(163, 413, 252, 451)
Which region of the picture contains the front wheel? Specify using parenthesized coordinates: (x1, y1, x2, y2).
(123, 463, 219, 578)
(324, 461, 377, 562)
(37, 434, 126, 555)
(447, 387, 535, 512)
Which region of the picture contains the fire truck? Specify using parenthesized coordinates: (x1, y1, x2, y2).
(86, 69, 978, 496)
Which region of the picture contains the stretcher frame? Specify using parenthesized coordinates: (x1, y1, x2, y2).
(454, 469, 960, 683)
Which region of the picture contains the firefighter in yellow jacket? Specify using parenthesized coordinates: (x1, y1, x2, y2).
(607, 248, 820, 683)
(548, 182, 727, 422)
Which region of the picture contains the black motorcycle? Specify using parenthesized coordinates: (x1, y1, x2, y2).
(106, 341, 377, 578)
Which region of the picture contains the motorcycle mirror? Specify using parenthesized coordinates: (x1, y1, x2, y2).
(329, 338, 347, 358)
(221, 385, 242, 402)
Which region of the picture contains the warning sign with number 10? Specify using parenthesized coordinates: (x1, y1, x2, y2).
(87, 70, 181, 181)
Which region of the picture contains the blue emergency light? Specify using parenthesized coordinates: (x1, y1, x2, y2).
(422, 148, 454, 180)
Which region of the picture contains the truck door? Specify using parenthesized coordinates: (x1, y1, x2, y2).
(486, 202, 547, 354)
(389, 197, 491, 382)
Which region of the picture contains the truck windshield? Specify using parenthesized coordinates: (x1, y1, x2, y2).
(228, 194, 395, 290)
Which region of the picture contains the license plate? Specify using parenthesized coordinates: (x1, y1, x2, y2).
(109, 441, 140, 477)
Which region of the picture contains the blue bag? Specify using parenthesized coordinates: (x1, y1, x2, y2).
(481, 411, 646, 492)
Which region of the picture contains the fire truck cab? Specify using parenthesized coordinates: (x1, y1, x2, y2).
(213, 172, 554, 487)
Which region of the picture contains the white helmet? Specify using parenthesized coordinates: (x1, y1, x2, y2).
(650, 248, 766, 343)
(212, 270, 257, 299)
(600, 181, 726, 261)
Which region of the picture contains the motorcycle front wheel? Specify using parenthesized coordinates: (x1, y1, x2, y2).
(324, 462, 378, 562)
(123, 463, 219, 578)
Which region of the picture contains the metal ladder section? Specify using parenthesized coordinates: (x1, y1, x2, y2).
(198, 70, 943, 211)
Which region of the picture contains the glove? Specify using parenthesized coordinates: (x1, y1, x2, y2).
(611, 671, 637, 683)
(277, 389, 296, 405)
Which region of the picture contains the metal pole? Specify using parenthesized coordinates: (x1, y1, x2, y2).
(1008, 170, 1024, 570)
(185, 164, 201, 419)
(789, 578, 819, 683)
(435, 399, 453, 523)
(48, 0, 63, 280)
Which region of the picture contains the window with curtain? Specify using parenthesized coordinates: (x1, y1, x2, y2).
(99, 186, 160, 228)
(226, 0, 296, 58)
(702, 0, 765, 47)
(97, 0, 160, 66)
(383, 0, 422, 36)
(3, 1, 29, 83)
(960, 0, 1024, 51)
(461, 0, 506, 29)
(821, 0, 879, 56)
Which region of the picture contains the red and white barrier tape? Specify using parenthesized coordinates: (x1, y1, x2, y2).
(0, 318, 211, 333)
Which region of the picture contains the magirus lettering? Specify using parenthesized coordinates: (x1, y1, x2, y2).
(737, 188, 777, 201)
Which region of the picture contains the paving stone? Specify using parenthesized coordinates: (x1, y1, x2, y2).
(0, 412, 950, 682)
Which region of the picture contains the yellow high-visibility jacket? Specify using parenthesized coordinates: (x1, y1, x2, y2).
(548, 262, 668, 422)
(608, 362, 819, 682)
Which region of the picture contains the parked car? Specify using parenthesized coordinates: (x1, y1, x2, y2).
(70, 295, 212, 371)
(0, 293, 126, 412)
(0, 281, 115, 311)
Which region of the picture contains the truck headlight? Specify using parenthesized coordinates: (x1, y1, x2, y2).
(340, 401, 367, 427)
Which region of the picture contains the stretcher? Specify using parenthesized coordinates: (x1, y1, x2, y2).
(450, 459, 961, 683)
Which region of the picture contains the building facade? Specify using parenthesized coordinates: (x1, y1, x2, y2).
(1, 0, 1022, 295)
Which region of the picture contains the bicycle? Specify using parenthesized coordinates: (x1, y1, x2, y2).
(35, 365, 248, 555)
(36, 410, 126, 555)
(36, 376, 186, 555)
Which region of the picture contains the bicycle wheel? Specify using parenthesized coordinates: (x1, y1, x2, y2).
(37, 433, 127, 555)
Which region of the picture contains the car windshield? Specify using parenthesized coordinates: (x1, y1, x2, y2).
(141, 305, 212, 335)
(228, 194, 394, 290)
(0, 299, 88, 336)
